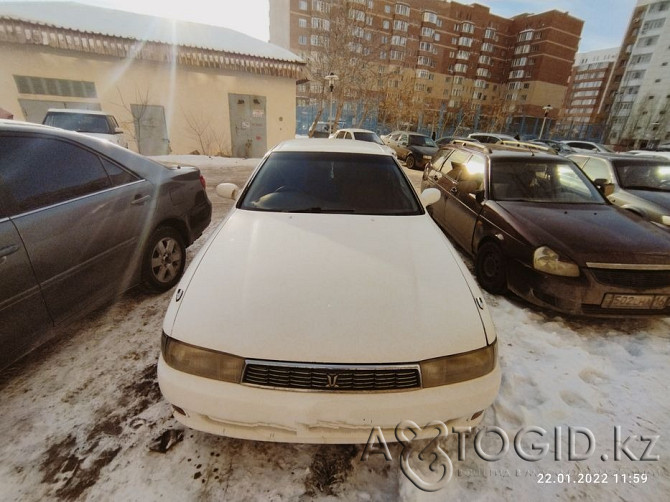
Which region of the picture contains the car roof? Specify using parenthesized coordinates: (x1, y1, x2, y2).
(45, 108, 110, 116)
(0, 119, 60, 132)
(337, 128, 376, 133)
(271, 138, 393, 155)
(446, 140, 562, 160)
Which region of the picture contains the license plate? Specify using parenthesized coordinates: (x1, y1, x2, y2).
(602, 294, 669, 309)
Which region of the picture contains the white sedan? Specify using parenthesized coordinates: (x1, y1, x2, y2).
(158, 139, 500, 444)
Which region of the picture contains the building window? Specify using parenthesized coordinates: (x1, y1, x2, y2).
(298, 0, 307, 10)
(298, 18, 307, 28)
(395, 3, 410, 16)
(14, 75, 97, 98)
(423, 11, 437, 24)
(298, 35, 307, 45)
(394, 19, 409, 31)
(383, 20, 390, 30)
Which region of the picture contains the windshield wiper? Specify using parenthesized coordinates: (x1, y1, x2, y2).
(286, 207, 357, 213)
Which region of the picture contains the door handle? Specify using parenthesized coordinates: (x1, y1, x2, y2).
(131, 194, 152, 205)
(0, 244, 20, 265)
(432, 174, 439, 181)
(450, 187, 459, 195)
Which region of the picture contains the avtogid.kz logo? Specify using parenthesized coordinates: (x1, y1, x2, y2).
(360, 422, 660, 492)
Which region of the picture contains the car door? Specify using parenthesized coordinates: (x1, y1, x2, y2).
(423, 148, 454, 224)
(396, 133, 411, 160)
(441, 154, 486, 253)
(0, 134, 153, 326)
(0, 201, 53, 368)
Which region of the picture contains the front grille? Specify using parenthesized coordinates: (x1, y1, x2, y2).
(590, 268, 670, 289)
(242, 361, 421, 392)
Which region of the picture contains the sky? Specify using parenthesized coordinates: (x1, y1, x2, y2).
(6, 0, 638, 54)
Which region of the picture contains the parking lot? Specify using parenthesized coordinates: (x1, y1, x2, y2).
(1, 156, 669, 501)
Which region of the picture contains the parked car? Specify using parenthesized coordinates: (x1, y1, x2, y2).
(467, 132, 517, 144)
(560, 140, 615, 153)
(0, 120, 212, 369)
(158, 138, 500, 443)
(421, 141, 670, 316)
(42, 108, 129, 148)
(569, 152, 670, 228)
(626, 150, 670, 161)
(330, 127, 396, 156)
(527, 138, 575, 155)
(436, 135, 474, 147)
(383, 130, 438, 169)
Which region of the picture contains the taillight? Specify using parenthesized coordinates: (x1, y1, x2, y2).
(199, 175, 207, 189)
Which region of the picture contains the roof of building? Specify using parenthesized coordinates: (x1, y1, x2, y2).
(0, 1, 302, 63)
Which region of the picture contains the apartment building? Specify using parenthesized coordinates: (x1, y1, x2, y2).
(557, 48, 619, 140)
(270, 0, 582, 136)
(602, 0, 670, 148)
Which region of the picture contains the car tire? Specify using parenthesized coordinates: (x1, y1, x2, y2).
(475, 242, 507, 294)
(142, 226, 186, 292)
(405, 154, 416, 169)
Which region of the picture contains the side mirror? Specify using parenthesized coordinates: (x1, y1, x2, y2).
(475, 190, 485, 204)
(114, 127, 124, 135)
(420, 188, 440, 207)
(215, 183, 240, 200)
(593, 178, 615, 197)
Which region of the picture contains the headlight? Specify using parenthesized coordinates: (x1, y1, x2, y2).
(162, 333, 245, 382)
(533, 246, 580, 277)
(423, 155, 432, 161)
(420, 340, 497, 388)
(662, 215, 670, 226)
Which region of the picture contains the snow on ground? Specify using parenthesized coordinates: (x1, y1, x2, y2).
(0, 155, 669, 501)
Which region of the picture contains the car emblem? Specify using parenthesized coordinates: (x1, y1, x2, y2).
(325, 374, 340, 388)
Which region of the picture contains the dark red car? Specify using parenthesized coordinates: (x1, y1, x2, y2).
(421, 141, 670, 316)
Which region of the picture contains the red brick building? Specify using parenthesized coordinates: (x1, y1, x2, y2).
(270, 0, 583, 136)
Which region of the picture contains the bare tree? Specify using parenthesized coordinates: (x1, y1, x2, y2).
(182, 110, 230, 156)
(300, 0, 404, 135)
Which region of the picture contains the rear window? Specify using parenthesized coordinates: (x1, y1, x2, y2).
(239, 152, 422, 215)
(612, 158, 670, 191)
(44, 112, 113, 134)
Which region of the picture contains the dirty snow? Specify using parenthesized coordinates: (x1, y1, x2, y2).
(0, 156, 669, 501)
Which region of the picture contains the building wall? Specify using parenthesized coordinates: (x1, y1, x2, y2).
(1, 42, 298, 155)
(271, 0, 582, 135)
(603, 0, 670, 147)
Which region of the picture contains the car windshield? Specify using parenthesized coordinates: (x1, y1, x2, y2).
(239, 151, 422, 215)
(613, 159, 670, 191)
(44, 113, 111, 133)
(353, 132, 384, 145)
(491, 160, 605, 203)
(408, 135, 437, 147)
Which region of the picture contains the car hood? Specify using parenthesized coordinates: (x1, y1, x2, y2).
(165, 210, 491, 363)
(409, 145, 438, 156)
(496, 202, 670, 265)
(625, 189, 670, 212)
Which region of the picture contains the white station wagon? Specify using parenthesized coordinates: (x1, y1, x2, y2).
(158, 139, 500, 443)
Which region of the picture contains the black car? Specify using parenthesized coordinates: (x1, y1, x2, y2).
(383, 130, 438, 169)
(421, 141, 670, 316)
(0, 120, 212, 369)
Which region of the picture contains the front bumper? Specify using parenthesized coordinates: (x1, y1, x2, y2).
(158, 355, 500, 444)
(507, 259, 670, 316)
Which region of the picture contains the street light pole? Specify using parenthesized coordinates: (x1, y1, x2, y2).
(539, 104, 553, 139)
(324, 72, 339, 135)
